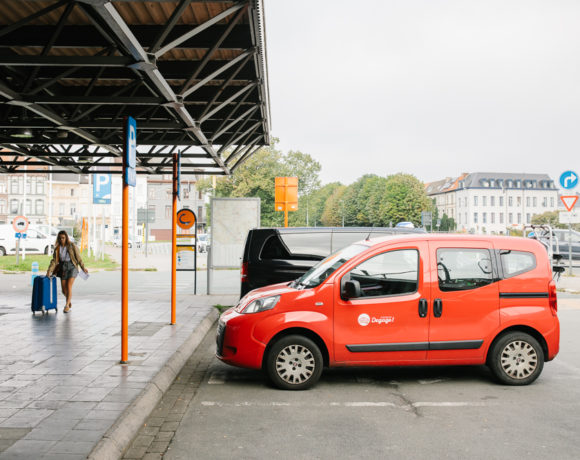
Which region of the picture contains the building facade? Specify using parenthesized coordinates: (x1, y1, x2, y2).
(426, 172, 559, 234)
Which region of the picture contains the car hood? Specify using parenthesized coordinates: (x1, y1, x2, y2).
(240, 282, 295, 305)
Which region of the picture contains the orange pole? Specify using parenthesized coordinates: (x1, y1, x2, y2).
(171, 153, 177, 325)
(121, 169, 129, 363)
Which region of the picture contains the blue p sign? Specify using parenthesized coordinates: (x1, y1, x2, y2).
(94, 174, 112, 204)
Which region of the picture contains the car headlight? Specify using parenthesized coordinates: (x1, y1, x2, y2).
(240, 295, 280, 314)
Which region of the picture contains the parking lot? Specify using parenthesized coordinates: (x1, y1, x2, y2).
(118, 296, 580, 460)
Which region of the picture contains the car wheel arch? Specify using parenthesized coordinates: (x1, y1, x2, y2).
(487, 325, 549, 364)
(262, 327, 330, 369)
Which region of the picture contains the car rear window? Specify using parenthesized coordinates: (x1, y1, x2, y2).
(500, 250, 536, 278)
(437, 248, 494, 291)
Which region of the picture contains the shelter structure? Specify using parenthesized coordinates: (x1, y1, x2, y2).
(0, 0, 270, 176)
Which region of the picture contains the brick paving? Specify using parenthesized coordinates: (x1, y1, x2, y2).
(123, 324, 216, 459)
(0, 275, 236, 460)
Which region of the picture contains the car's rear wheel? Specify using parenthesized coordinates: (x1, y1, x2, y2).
(265, 335, 323, 390)
(44, 246, 50, 255)
(0, 246, 6, 256)
(489, 332, 544, 385)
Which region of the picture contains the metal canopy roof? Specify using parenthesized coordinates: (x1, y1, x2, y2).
(0, 0, 271, 175)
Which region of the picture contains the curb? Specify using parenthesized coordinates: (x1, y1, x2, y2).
(87, 307, 219, 460)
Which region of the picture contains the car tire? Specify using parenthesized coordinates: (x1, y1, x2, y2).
(265, 335, 323, 390)
(0, 246, 5, 256)
(489, 332, 544, 385)
(44, 246, 49, 255)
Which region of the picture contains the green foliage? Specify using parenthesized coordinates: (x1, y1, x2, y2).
(531, 211, 563, 228)
(321, 185, 348, 226)
(380, 173, 432, 227)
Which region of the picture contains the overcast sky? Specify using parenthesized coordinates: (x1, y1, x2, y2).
(264, 0, 580, 187)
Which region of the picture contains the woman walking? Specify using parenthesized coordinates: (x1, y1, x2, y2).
(46, 230, 88, 313)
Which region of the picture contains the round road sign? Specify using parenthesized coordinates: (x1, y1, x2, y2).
(176, 209, 196, 230)
(12, 215, 29, 233)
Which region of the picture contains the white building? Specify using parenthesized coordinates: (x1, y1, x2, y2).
(426, 172, 559, 234)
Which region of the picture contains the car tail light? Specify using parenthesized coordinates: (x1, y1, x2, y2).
(241, 261, 248, 282)
(548, 280, 558, 316)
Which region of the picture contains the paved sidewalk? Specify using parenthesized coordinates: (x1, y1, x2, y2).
(0, 288, 237, 459)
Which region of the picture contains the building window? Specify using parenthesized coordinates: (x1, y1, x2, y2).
(0, 181, 5, 193)
(508, 196, 513, 207)
(517, 196, 521, 206)
(25, 178, 31, 194)
(474, 196, 478, 206)
(509, 213, 513, 224)
(148, 188, 156, 200)
(25, 199, 31, 215)
(458, 214, 461, 224)
(550, 197, 554, 208)
(474, 212, 478, 224)
(36, 178, 44, 194)
(533, 197, 537, 207)
(70, 205, 76, 216)
(517, 213, 521, 224)
(499, 196, 504, 206)
(59, 203, 65, 216)
(35, 199, 44, 215)
(0, 199, 5, 214)
(526, 213, 530, 223)
(482, 196, 487, 206)
(10, 199, 19, 214)
(165, 205, 172, 218)
(11, 178, 19, 194)
(490, 196, 495, 206)
(500, 213, 504, 224)
(542, 197, 547, 207)
(71, 188, 74, 197)
(526, 197, 530, 207)
(483, 212, 487, 224)
(491, 213, 495, 224)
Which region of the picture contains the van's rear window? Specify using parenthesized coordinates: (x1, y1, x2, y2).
(500, 250, 536, 278)
(260, 233, 330, 260)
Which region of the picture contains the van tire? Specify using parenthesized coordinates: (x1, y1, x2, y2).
(489, 332, 544, 385)
(0, 247, 5, 256)
(265, 335, 323, 390)
(44, 246, 50, 255)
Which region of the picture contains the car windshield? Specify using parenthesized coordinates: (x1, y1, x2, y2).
(293, 244, 368, 289)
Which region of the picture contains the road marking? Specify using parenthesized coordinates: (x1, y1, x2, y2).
(200, 401, 492, 409)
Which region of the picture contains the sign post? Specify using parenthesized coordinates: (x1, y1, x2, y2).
(121, 116, 137, 364)
(12, 216, 29, 265)
(275, 177, 298, 227)
(560, 185, 579, 276)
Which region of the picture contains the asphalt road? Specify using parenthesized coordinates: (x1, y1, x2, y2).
(162, 304, 580, 460)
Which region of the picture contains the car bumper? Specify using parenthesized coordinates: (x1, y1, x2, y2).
(216, 310, 266, 370)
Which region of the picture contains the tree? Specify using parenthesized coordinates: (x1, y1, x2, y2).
(380, 173, 431, 227)
(321, 185, 347, 226)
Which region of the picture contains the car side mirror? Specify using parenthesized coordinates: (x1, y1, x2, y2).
(342, 280, 361, 300)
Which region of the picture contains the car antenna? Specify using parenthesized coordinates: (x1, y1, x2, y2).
(365, 225, 375, 241)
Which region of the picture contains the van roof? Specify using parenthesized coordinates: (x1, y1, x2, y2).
(364, 232, 547, 250)
(254, 227, 426, 234)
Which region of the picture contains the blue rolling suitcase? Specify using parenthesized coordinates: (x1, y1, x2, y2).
(31, 276, 58, 314)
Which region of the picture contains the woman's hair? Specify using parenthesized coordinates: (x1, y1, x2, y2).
(55, 230, 70, 248)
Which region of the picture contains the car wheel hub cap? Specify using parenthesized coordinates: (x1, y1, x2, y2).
(275, 344, 315, 385)
(500, 340, 538, 379)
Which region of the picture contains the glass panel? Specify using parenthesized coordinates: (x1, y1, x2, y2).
(437, 248, 494, 291)
(349, 249, 419, 297)
(500, 251, 536, 278)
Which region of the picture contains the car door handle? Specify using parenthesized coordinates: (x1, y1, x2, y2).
(433, 298, 443, 318)
(418, 298, 428, 318)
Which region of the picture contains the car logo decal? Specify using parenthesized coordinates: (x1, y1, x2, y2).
(358, 314, 370, 326)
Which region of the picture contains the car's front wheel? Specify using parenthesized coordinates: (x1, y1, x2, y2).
(265, 335, 323, 390)
(489, 332, 544, 385)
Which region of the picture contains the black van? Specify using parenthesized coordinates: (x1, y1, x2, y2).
(240, 227, 425, 297)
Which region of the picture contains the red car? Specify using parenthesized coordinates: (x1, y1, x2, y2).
(217, 234, 559, 390)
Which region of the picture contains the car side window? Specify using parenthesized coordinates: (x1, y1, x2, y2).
(500, 250, 536, 278)
(437, 248, 494, 291)
(348, 249, 418, 297)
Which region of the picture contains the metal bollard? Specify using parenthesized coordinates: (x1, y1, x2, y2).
(31, 261, 39, 285)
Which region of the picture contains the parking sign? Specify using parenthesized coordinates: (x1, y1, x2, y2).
(125, 116, 137, 187)
(93, 174, 112, 204)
